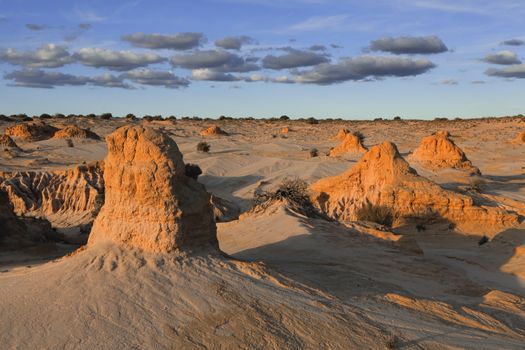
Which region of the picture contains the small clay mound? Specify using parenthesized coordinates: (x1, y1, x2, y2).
(200, 125, 228, 137)
(4, 122, 58, 141)
(0, 135, 19, 149)
(280, 126, 290, 134)
(88, 125, 218, 253)
(411, 131, 480, 174)
(53, 125, 100, 140)
(331, 128, 349, 141)
(512, 131, 525, 144)
(311, 141, 518, 234)
(329, 132, 367, 157)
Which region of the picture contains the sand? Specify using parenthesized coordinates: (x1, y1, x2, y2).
(0, 116, 524, 349)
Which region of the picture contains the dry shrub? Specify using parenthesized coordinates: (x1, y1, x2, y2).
(197, 141, 210, 153)
(253, 178, 324, 218)
(309, 148, 319, 158)
(356, 202, 395, 227)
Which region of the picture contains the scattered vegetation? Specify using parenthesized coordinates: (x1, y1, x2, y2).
(197, 141, 211, 153)
(184, 163, 202, 179)
(478, 235, 489, 246)
(356, 202, 395, 227)
(65, 139, 74, 148)
(385, 334, 399, 349)
(353, 131, 365, 143)
(253, 178, 324, 218)
(416, 223, 426, 232)
(306, 117, 319, 125)
(309, 148, 319, 158)
(393, 116, 402, 121)
(280, 115, 289, 120)
(466, 178, 485, 193)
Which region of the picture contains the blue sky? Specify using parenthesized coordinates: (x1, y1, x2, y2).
(0, 0, 524, 119)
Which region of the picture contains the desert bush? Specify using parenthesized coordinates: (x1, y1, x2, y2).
(385, 334, 399, 349)
(393, 116, 402, 121)
(309, 148, 319, 158)
(65, 139, 74, 148)
(353, 131, 365, 143)
(99, 113, 112, 120)
(466, 178, 485, 193)
(434, 117, 448, 122)
(356, 202, 395, 227)
(40, 113, 52, 119)
(306, 117, 318, 125)
(478, 235, 489, 246)
(185, 163, 202, 179)
(125, 114, 136, 120)
(197, 141, 210, 153)
(253, 178, 323, 218)
(280, 115, 289, 120)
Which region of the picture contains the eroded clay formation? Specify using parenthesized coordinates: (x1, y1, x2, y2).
(311, 141, 519, 233)
(88, 125, 218, 253)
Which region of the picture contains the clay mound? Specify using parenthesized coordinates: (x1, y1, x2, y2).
(4, 122, 58, 141)
(512, 131, 525, 144)
(88, 125, 217, 253)
(280, 126, 290, 134)
(0, 161, 104, 231)
(329, 132, 367, 157)
(200, 125, 228, 137)
(53, 125, 100, 140)
(0, 134, 19, 149)
(411, 131, 480, 174)
(331, 128, 349, 141)
(311, 141, 519, 234)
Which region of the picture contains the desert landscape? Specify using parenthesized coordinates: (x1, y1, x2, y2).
(0, 114, 524, 349)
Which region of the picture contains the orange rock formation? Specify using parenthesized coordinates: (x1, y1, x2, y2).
(4, 122, 58, 141)
(53, 125, 100, 140)
(411, 131, 480, 174)
(311, 141, 518, 233)
(88, 125, 218, 253)
(329, 132, 367, 157)
(200, 125, 228, 137)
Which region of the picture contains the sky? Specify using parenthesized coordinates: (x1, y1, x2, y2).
(0, 0, 524, 119)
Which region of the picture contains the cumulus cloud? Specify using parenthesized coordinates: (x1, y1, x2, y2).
(122, 32, 204, 50)
(485, 64, 525, 78)
(25, 24, 47, 31)
(121, 69, 190, 88)
(483, 50, 521, 65)
(4, 69, 134, 89)
(370, 35, 448, 54)
(4, 69, 88, 88)
(171, 49, 259, 72)
(90, 73, 133, 89)
(0, 44, 74, 68)
(501, 39, 524, 46)
(215, 36, 253, 50)
(262, 48, 329, 69)
(191, 69, 240, 81)
(292, 56, 436, 85)
(73, 48, 165, 71)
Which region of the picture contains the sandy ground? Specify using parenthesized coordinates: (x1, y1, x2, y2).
(0, 116, 524, 349)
